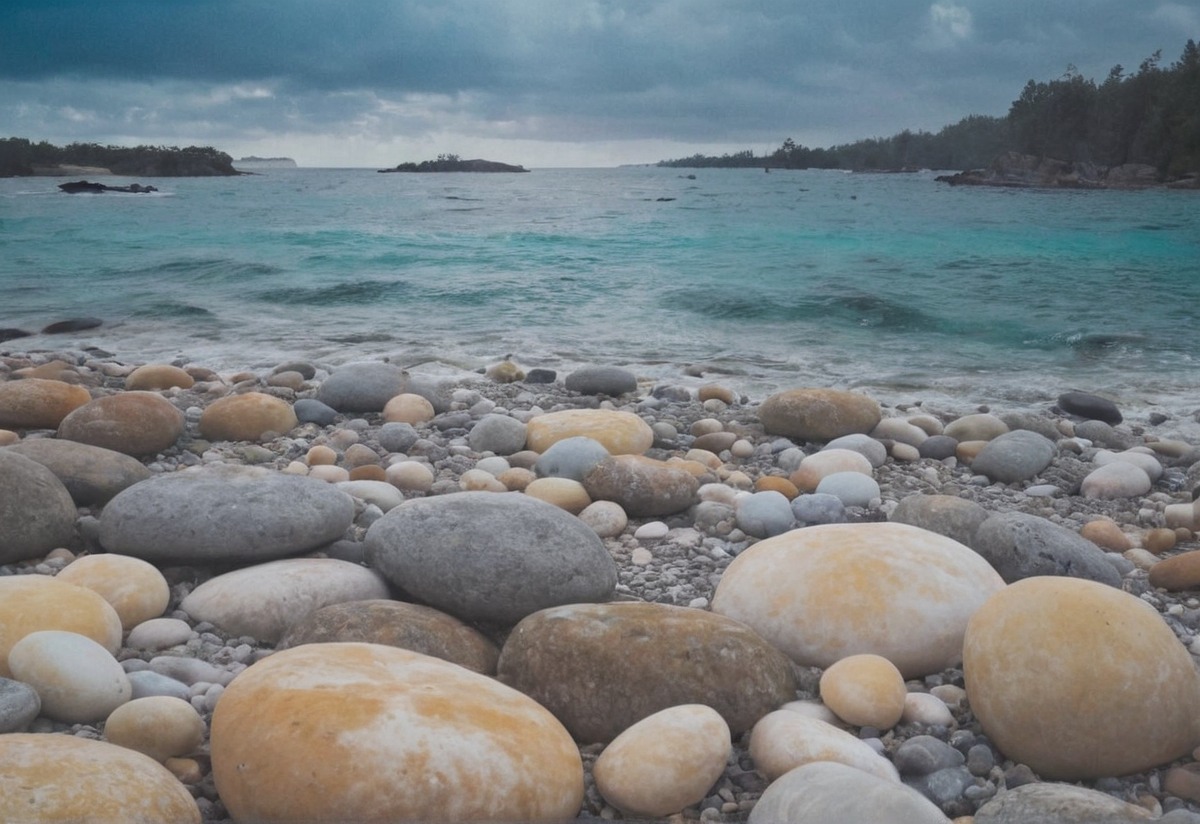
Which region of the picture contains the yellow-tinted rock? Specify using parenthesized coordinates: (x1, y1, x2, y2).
(1079, 518, 1133, 552)
(819, 653, 907, 729)
(759, 388, 882, 442)
(698, 384, 736, 404)
(104, 696, 206, 762)
(57, 391, 185, 457)
(125, 364, 195, 391)
(0, 575, 122, 679)
(789, 449, 874, 492)
(944, 413, 1009, 442)
(583, 455, 699, 518)
(0, 734, 200, 824)
(0, 377, 91, 429)
(1149, 550, 1200, 591)
(964, 576, 1200, 779)
(0, 429, 17, 445)
(199, 392, 298, 442)
(211, 643, 584, 822)
(749, 710, 900, 782)
(349, 464, 387, 482)
(593, 705, 731, 818)
(712, 522, 1005, 679)
(525, 477, 592, 514)
(756, 475, 800, 499)
(382, 393, 435, 424)
(526, 409, 653, 455)
(1143, 527, 1177, 555)
(306, 444, 338, 465)
(56, 554, 169, 630)
(499, 466, 537, 491)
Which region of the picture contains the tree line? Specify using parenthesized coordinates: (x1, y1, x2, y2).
(0, 139, 239, 177)
(659, 40, 1200, 177)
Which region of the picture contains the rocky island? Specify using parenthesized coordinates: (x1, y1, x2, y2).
(379, 154, 530, 173)
(0, 138, 243, 177)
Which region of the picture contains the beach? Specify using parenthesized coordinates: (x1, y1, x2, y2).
(5, 342, 1200, 822)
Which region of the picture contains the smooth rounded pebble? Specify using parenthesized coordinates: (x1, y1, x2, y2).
(210, 643, 584, 823)
(814, 470, 880, 507)
(525, 408, 653, 455)
(0, 677, 41, 733)
(712, 522, 1005, 678)
(5, 437, 151, 505)
(385, 460, 434, 492)
(890, 493, 989, 547)
(535, 435, 611, 481)
(180, 558, 390, 643)
(577, 500, 629, 537)
(582, 454, 699, 517)
(468, 413, 528, 455)
(964, 576, 1200, 779)
(973, 781, 1151, 823)
(56, 554, 170, 630)
(1057, 391, 1123, 425)
(382, 392, 435, 424)
(125, 363, 194, 391)
(791, 493, 846, 525)
(819, 653, 907, 729)
(791, 448, 874, 491)
(943, 413, 1008, 442)
(759, 388, 882, 442)
(564, 365, 638, 396)
(748, 761, 950, 824)
(314, 361, 409, 412)
(825, 433, 889, 467)
(593, 704, 731, 818)
(8, 630, 131, 723)
(0, 377, 92, 429)
(98, 464, 356, 564)
(0, 734, 201, 824)
(736, 490, 796, 538)
(971, 511, 1122, 586)
(497, 602, 797, 743)
(0, 450, 78, 565)
(0, 575, 122, 679)
(105, 696, 206, 762)
(126, 618, 194, 651)
(1081, 460, 1152, 499)
(970, 429, 1057, 483)
(1149, 550, 1200, 591)
(524, 476, 592, 513)
(57, 391, 185, 457)
(336, 479, 405, 511)
(199, 391, 298, 441)
(748, 710, 900, 782)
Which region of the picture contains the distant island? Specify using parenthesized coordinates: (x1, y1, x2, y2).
(0, 138, 243, 177)
(234, 156, 298, 169)
(379, 154, 529, 173)
(658, 39, 1200, 189)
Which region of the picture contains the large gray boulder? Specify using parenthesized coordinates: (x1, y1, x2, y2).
(890, 494, 989, 548)
(971, 511, 1122, 586)
(7, 439, 150, 505)
(0, 450, 77, 564)
(365, 492, 617, 625)
(98, 465, 355, 565)
(314, 362, 408, 412)
(971, 430, 1056, 484)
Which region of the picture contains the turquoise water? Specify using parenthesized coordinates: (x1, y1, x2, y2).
(2, 167, 1198, 411)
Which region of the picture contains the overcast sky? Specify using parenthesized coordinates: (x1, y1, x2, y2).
(2, 1, 1196, 168)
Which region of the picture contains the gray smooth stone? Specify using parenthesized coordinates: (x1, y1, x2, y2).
(0, 450, 77, 564)
(314, 362, 408, 412)
(0, 678, 41, 733)
(748, 761, 950, 824)
(293, 398, 338, 426)
(791, 493, 846, 525)
(378, 422, 420, 453)
(736, 490, 796, 538)
(98, 464, 355, 564)
(1057, 391, 1123, 426)
(890, 494, 989, 547)
(535, 436, 610, 482)
(365, 492, 617, 626)
(974, 782, 1153, 823)
(126, 670, 192, 701)
(971, 511, 1122, 586)
(971, 429, 1057, 484)
(564, 366, 638, 396)
(467, 414, 527, 455)
(895, 735, 966, 776)
(6, 438, 151, 505)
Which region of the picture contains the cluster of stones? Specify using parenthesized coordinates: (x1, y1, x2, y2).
(4, 351, 1200, 823)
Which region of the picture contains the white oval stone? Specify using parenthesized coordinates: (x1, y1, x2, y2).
(578, 500, 628, 538)
(1094, 449, 1163, 481)
(815, 471, 881, 508)
(1080, 461, 1152, 499)
(8, 630, 131, 723)
(335, 479, 405, 511)
(126, 618, 194, 650)
(386, 460, 434, 492)
(749, 709, 900, 782)
(901, 691, 956, 727)
(593, 704, 731, 818)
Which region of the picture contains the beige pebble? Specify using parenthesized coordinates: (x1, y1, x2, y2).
(1080, 518, 1132, 552)
(56, 554, 170, 631)
(930, 684, 967, 708)
(105, 696, 206, 763)
(459, 469, 507, 492)
(165, 757, 204, 785)
(684, 448, 722, 469)
(126, 364, 195, 391)
(691, 418, 724, 437)
(730, 439, 755, 459)
(266, 371, 306, 390)
(1143, 528, 1177, 555)
(819, 654, 907, 730)
(725, 470, 753, 490)
(702, 398, 728, 413)
(383, 393, 435, 424)
(890, 442, 920, 462)
(698, 384, 735, 404)
(578, 500, 628, 538)
(343, 443, 380, 468)
(281, 460, 309, 476)
(498, 467, 536, 491)
(525, 477, 591, 514)
(328, 429, 359, 449)
(630, 547, 653, 566)
(348, 465, 387, 482)
(1124, 548, 1159, 571)
(1166, 503, 1198, 531)
(906, 414, 944, 436)
(306, 445, 338, 466)
(0, 429, 19, 446)
(955, 440, 987, 463)
(386, 461, 434, 492)
(900, 692, 955, 727)
(307, 465, 350, 483)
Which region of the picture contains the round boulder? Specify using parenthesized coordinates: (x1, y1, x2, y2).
(211, 643, 584, 822)
(365, 492, 617, 626)
(199, 392, 298, 441)
(943, 413, 1008, 442)
(748, 761, 948, 824)
(971, 511, 1122, 586)
(314, 361, 409, 413)
(582, 454, 699, 517)
(55, 554, 170, 630)
(711, 522, 1006, 678)
(496, 602, 797, 743)
(98, 464, 356, 565)
(889, 494, 989, 548)
(104, 695, 205, 763)
(1080, 461, 1152, 500)
(0, 377, 92, 429)
(125, 364, 195, 391)
(0, 450, 77, 565)
(964, 576, 1200, 779)
(0, 575, 122, 679)
(1057, 391, 1123, 425)
(819, 653, 907, 730)
(0, 734, 200, 824)
(5, 438, 151, 505)
(564, 365, 638, 396)
(179, 558, 390, 643)
(57, 391, 185, 457)
(468, 413, 528, 455)
(593, 704, 731, 819)
(970, 429, 1056, 484)
(759, 388, 882, 442)
(526, 409, 653, 455)
(535, 436, 611, 481)
(278, 599, 499, 674)
(8, 630, 131, 723)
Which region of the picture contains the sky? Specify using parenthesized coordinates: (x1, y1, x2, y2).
(1, 1, 1196, 168)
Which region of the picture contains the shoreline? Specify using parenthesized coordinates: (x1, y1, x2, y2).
(4, 346, 1200, 822)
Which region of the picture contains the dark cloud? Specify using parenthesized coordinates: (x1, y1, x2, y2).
(0, 0, 1193, 165)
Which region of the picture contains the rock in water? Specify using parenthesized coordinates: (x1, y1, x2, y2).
(98, 464, 355, 564)
(0, 734, 201, 824)
(0, 450, 78, 565)
(759, 388, 882, 442)
(711, 522, 1005, 678)
(496, 602, 797, 743)
(365, 492, 617, 626)
(210, 643, 584, 822)
(963, 576, 1200, 780)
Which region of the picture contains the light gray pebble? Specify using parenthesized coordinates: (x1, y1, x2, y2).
(791, 493, 846, 525)
(149, 655, 234, 686)
(127, 670, 192, 701)
(0, 678, 41, 733)
(378, 422, 420, 453)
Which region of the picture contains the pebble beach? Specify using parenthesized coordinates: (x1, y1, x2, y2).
(5, 345, 1200, 824)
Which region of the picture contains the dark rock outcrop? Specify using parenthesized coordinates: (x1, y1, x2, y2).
(937, 151, 1198, 190)
(379, 158, 530, 173)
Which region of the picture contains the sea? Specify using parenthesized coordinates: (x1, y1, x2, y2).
(2, 166, 1199, 420)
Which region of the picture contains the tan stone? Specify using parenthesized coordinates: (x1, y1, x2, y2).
(306, 444, 338, 465)
(964, 576, 1200, 779)
(199, 392, 298, 441)
(499, 466, 536, 491)
(1165, 763, 1200, 804)
(789, 449, 873, 492)
(1079, 518, 1132, 552)
(819, 653, 907, 729)
(382, 393, 435, 424)
(125, 364, 195, 391)
(386, 460, 434, 492)
(0, 734, 200, 824)
(349, 464, 387, 482)
(0, 429, 17, 445)
(943, 413, 1008, 442)
(105, 696, 206, 762)
(756, 475, 799, 499)
(749, 710, 900, 782)
(698, 384, 735, 404)
(593, 705, 731, 818)
(0, 377, 91, 429)
(0, 575, 122, 678)
(307, 464, 350, 483)
(343, 442, 380, 468)
(1143, 527, 1177, 554)
(759, 388, 882, 442)
(1149, 550, 1200, 591)
(525, 477, 592, 514)
(955, 440, 987, 463)
(57, 391, 185, 457)
(56, 554, 170, 630)
(526, 409, 653, 455)
(211, 643, 583, 823)
(583, 454, 699, 517)
(460, 468, 508, 491)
